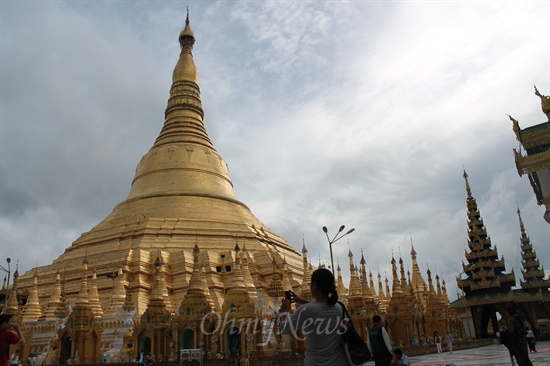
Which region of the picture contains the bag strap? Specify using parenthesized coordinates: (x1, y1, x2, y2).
(338, 301, 356, 330)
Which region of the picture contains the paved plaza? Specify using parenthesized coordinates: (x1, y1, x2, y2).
(409, 340, 549, 366)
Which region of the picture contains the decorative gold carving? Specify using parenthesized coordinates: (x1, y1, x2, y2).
(514, 148, 550, 175)
(535, 85, 550, 121)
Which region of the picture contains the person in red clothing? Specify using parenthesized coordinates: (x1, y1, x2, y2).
(0, 314, 25, 366)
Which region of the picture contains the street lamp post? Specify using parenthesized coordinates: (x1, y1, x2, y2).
(0, 258, 11, 287)
(322, 225, 355, 275)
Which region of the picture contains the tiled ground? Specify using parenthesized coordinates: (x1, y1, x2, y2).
(409, 340, 549, 366)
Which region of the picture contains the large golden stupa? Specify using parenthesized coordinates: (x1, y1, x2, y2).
(15, 13, 304, 316)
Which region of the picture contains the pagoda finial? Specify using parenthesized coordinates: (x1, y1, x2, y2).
(517, 206, 526, 234)
(463, 168, 471, 196)
(179, 7, 195, 50)
(534, 85, 550, 121)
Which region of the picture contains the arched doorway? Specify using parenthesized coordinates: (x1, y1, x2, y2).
(139, 336, 152, 354)
(479, 305, 500, 339)
(60, 337, 71, 364)
(226, 327, 241, 358)
(180, 329, 194, 349)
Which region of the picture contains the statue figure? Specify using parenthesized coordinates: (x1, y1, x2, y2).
(45, 334, 59, 365)
(534, 85, 550, 121)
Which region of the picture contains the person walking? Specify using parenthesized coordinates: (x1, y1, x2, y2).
(367, 315, 393, 366)
(278, 268, 348, 366)
(504, 305, 532, 366)
(0, 314, 25, 366)
(434, 332, 442, 354)
(525, 327, 536, 353)
(445, 331, 453, 354)
(9, 350, 20, 366)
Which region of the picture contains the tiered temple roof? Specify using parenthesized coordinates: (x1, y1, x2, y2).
(517, 208, 550, 293)
(456, 171, 516, 295)
(511, 86, 550, 224)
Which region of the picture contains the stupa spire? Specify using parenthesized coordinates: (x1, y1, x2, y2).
(89, 270, 104, 318)
(410, 240, 426, 292)
(517, 208, 550, 293)
(106, 267, 127, 316)
(43, 271, 62, 321)
(457, 171, 515, 295)
(391, 257, 403, 296)
(76, 257, 89, 305)
(16, 8, 304, 324)
(21, 271, 42, 322)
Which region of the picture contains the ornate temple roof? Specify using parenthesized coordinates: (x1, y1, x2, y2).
(517, 208, 550, 293)
(456, 171, 516, 296)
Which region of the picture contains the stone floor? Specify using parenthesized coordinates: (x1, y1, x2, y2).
(409, 341, 549, 365)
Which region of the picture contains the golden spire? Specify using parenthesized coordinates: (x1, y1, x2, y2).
(15, 9, 304, 326)
(385, 274, 391, 301)
(336, 263, 346, 297)
(106, 267, 127, 316)
(55, 274, 69, 319)
(427, 267, 436, 295)
(21, 271, 42, 322)
(369, 270, 377, 300)
(222, 253, 253, 317)
(122, 285, 135, 313)
(377, 271, 384, 300)
(348, 249, 361, 296)
(360, 251, 372, 297)
(177, 243, 212, 318)
(390, 257, 403, 296)
(441, 279, 451, 307)
(44, 271, 62, 321)
(435, 273, 442, 297)
(76, 257, 89, 305)
(239, 242, 258, 301)
(200, 261, 216, 311)
(410, 240, 427, 292)
(187, 243, 203, 290)
(399, 256, 410, 296)
(89, 270, 104, 318)
(300, 245, 311, 297)
(155, 254, 174, 312)
(463, 169, 472, 197)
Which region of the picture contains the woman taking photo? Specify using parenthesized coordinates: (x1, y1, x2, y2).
(278, 268, 348, 366)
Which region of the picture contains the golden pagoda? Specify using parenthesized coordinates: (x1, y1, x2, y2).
(3, 11, 469, 363)
(11, 12, 306, 363)
(16, 12, 303, 310)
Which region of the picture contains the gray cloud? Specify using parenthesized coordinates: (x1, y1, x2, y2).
(1, 1, 548, 301)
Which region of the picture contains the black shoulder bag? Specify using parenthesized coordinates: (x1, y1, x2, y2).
(338, 301, 371, 365)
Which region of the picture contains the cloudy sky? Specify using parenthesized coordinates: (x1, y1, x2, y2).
(1, 0, 549, 301)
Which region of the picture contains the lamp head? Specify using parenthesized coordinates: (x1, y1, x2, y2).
(322, 226, 328, 233)
(347, 228, 355, 234)
(338, 225, 345, 233)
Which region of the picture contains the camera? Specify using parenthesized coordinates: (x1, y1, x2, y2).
(284, 290, 293, 302)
